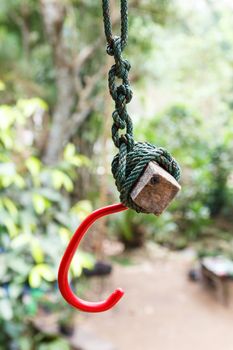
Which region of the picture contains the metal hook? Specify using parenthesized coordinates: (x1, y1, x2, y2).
(58, 203, 128, 313)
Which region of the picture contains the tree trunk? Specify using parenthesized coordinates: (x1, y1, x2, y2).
(40, 0, 76, 164)
(44, 66, 76, 164)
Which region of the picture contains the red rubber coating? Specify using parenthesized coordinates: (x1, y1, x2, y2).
(58, 203, 128, 313)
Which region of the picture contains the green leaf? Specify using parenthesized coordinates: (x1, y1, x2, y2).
(31, 240, 44, 264)
(2, 197, 18, 218)
(0, 80, 6, 91)
(64, 143, 76, 159)
(29, 267, 41, 288)
(0, 129, 13, 149)
(4, 217, 18, 237)
(26, 156, 41, 176)
(51, 169, 65, 189)
(0, 105, 22, 129)
(62, 174, 73, 192)
(71, 200, 93, 221)
(51, 170, 73, 192)
(71, 251, 95, 277)
(32, 193, 47, 215)
(14, 174, 25, 188)
(17, 98, 48, 118)
(64, 143, 90, 167)
(59, 227, 71, 244)
(36, 264, 55, 282)
(29, 264, 56, 288)
(0, 299, 13, 320)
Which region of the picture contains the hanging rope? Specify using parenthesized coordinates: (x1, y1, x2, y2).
(102, 0, 181, 213)
(102, 0, 133, 150)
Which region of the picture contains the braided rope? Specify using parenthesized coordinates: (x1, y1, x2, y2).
(102, 0, 133, 150)
(102, 1, 181, 213)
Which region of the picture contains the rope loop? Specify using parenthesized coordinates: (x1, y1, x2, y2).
(112, 110, 126, 130)
(107, 36, 122, 57)
(117, 84, 132, 103)
(102, 0, 128, 52)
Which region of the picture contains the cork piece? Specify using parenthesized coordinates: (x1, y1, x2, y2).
(130, 161, 181, 216)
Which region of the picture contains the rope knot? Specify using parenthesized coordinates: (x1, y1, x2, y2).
(117, 84, 132, 103)
(115, 59, 131, 79)
(112, 111, 126, 129)
(112, 141, 181, 213)
(106, 36, 122, 57)
(119, 133, 134, 150)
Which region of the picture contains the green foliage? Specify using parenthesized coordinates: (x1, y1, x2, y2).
(133, 101, 231, 241)
(111, 97, 232, 249)
(0, 98, 94, 348)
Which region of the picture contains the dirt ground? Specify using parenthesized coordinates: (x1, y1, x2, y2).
(78, 245, 233, 350)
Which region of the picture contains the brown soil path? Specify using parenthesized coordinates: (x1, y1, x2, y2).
(80, 246, 233, 350)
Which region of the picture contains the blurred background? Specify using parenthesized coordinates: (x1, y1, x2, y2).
(0, 0, 233, 349)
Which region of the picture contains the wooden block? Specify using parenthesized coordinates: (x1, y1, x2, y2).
(130, 161, 181, 216)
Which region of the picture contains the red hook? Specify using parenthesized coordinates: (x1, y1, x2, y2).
(58, 203, 128, 313)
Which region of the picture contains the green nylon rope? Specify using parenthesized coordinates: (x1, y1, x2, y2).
(102, 0, 181, 213)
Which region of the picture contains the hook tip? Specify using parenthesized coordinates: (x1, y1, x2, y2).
(103, 287, 124, 311)
(115, 288, 124, 297)
(109, 287, 124, 306)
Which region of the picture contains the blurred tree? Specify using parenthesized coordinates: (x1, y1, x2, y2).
(0, 0, 174, 163)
